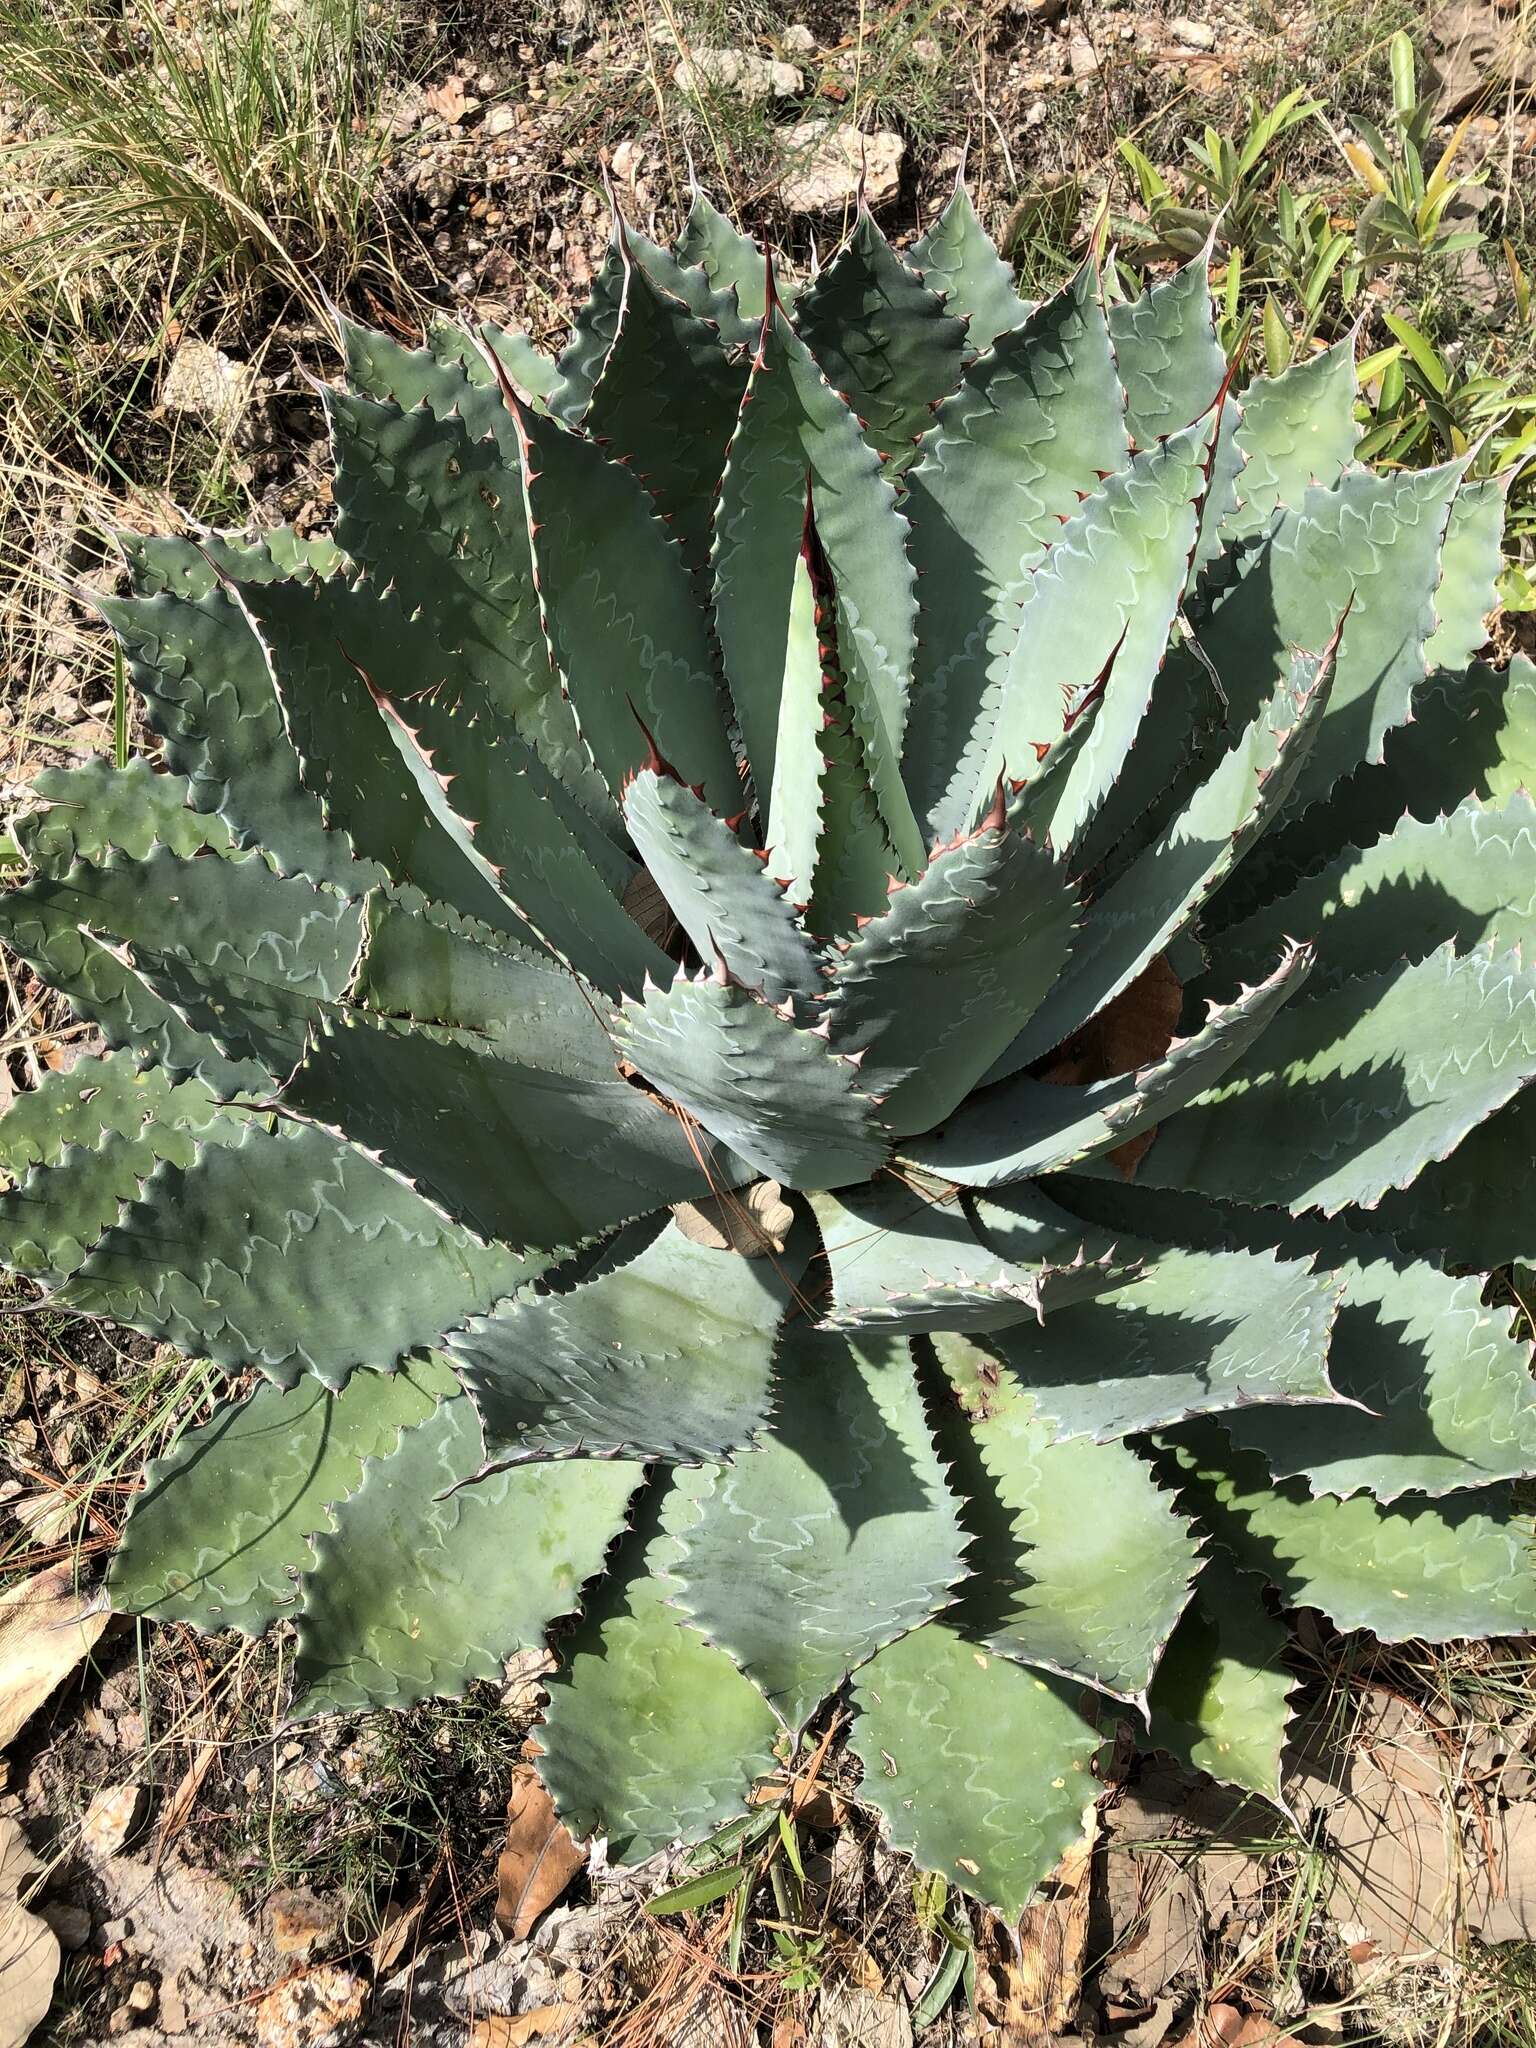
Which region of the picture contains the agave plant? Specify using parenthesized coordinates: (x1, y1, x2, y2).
(5, 188, 1536, 1918)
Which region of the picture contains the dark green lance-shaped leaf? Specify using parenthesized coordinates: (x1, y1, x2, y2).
(623, 219, 759, 347)
(1367, 1085, 1536, 1270)
(353, 663, 670, 999)
(910, 944, 1311, 1185)
(979, 1223, 1344, 1441)
(1131, 942, 1536, 1218)
(1224, 340, 1359, 546)
(449, 1213, 812, 1463)
(1147, 1552, 1297, 1805)
(665, 1329, 967, 1730)
(286, 1006, 737, 1252)
(546, 230, 626, 422)
(292, 1396, 645, 1716)
(539, 1484, 782, 1859)
(821, 803, 1079, 1134)
(973, 411, 1220, 848)
(1205, 790, 1536, 1001)
(995, 637, 1335, 1077)
(907, 184, 1032, 359)
(0, 880, 260, 1098)
(1107, 252, 1226, 445)
(936, 1332, 1198, 1706)
(612, 971, 887, 1192)
(2, 846, 364, 1089)
(622, 769, 822, 1005)
(100, 575, 356, 890)
(1164, 1426, 1536, 1644)
(434, 316, 563, 419)
(326, 386, 612, 829)
(811, 1178, 1128, 1336)
(17, 759, 233, 869)
(850, 1622, 1101, 1919)
(1425, 474, 1506, 673)
(339, 316, 520, 447)
(109, 1355, 453, 1635)
(900, 266, 1130, 842)
(711, 307, 924, 878)
(0, 1056, 234, 1285)
(677, 189, 773, 321)
(1223, 1245, 1536, 1501)
(236, 574, 536, 941)
(59, 1117, 537, 1389)
(513, 400, 740, 816)
(355, 893, 620, 1082)
(797, 211, 967, 464)
(586, 246, 751, 579)
(1194, 461, 1463, 812)
(0, 1047, 215, 1182)
(1226, 653, 1536, 923)
(809, 640, 909, 941)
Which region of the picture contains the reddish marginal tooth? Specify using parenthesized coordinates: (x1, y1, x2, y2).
(749, 846, 772, 862)
(1031, 741, 1051, 763)
(853, 914, 874, 928)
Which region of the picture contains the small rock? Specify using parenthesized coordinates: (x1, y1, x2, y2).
(483, 104, 517, 137)
(127, 1980, 156, 2015)
(255, 1966, 370, 2048)
(159, 1971, 190, 2036)
(1068, 32, 1101, 78)
(82, 1784, 145, 1859)
(160, 338, 255, 435)
(1170, 15, 1216, 47)
(1025, 98, 1048, 128)
(911, 35, 942, 66)
(41, 1901, 92, 1949)
(674, 47, 801, 99)
(106, 2004, 138, 2037)
(781, 22, 816, 54)
(270, 1886, 338, 1961)
(779, 121, 904, 212)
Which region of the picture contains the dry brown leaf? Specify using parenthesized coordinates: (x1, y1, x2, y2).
(495, 1763, 584, 1940)
(979, 1828, 1095, 2043)
(155, 1740, 218, 1861)
(1171, 2006, 1289, 2048)
(0, 1565, 108, 1750)
(470, 2006, 584, 2047)
(0, 1818, 60, 2048)
(672, 1180, 794, 1257)
(424, 74, 469, 122)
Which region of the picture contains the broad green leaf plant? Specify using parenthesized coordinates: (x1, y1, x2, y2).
(5, 188, 1536, 1920)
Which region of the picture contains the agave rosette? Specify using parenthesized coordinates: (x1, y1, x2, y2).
(3, 190, 1535, 1914)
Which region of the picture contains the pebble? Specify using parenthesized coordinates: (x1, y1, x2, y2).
(1069, 32, 1101, 78)
(81, 1784, 144, 1860)
(269, 1887, 338, 1961)
(1170, 15, 1217, 47)
(778, 121, 904, 211)
(255, 1966, 370, 2048)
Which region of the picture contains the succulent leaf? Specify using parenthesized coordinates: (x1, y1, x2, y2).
(909, 942, 1312, 1185)
(108, 1356, 454, 1634)
(449, 1213, 813, 1462)
(901, 266, 1129, 839)
(1147, 1551, 1297, 1804)
(907, 185, 1033, 359)
(849, 1623, 1102, 1920)
(293, 1395, 646, 1715)
(798, 211, 968, 465)
(539, 1486, 782, 1859)
(665, 1328, 968, 1728)
(935, 1331, 1200, 1704)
